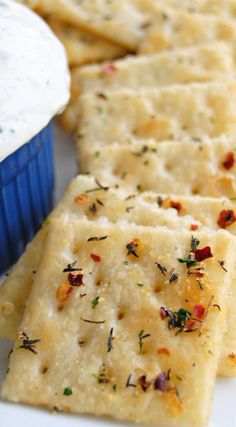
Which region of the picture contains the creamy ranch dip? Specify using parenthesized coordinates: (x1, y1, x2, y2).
(0, 0, 70, 161)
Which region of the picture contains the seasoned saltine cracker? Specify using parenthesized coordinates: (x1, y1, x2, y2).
(21, 0, 150, 50)
(78, 82, 236, 146)
(78, 43, 235, 94)
(62, 47, 236, 133)
(1, 175, 236, 377)
(46, 18, 127, 66)
(80, 139, 236, 198)
(139, 5, 236, 54)
(2, 216, 235, 426)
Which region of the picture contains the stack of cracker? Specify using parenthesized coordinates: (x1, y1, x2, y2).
(3, 1, 236, 426)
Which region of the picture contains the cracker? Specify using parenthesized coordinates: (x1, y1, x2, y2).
(1, 175, 236, 377)
(46, 18, 127, 67)
(80, 139, 236, 198)
(78, 43, 235, 94)
(2, 215, 235, 426)
(21, 0, 150, 50)
(78, 82, 236, 146)
(139, 5, 236, 54)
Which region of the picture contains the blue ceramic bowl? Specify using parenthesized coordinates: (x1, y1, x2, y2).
(0, 123, 54, 274)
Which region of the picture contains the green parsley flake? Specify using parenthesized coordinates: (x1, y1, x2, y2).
(63, 387, 72, 396)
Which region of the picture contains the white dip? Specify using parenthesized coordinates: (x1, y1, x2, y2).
(0, 0, 70, 161)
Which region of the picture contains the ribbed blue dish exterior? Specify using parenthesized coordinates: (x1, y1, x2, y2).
(0, 123, 54, 274)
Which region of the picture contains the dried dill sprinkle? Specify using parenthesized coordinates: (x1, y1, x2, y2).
(160, 307, 201, 335)
(92, 296, 100, 309)
(96, 199, 104, 206)
(80, 317, 105, 324)
(18, 332, 40, 355)
(63, 261, 81, 272)
(85, 179, 109, 194)
(126, 239, 142, 258)
(63, 387, 72, 396)
(138, 330, 151, 354)
(107, 327, 114, 352)
(137, 282, 144, 287)
(126, 374, 136, 388)
(125, 194, 137, 201)
(96, 92, 107, 100)
(112, 384, 117, 392)
(169, 272, 179, 284)
(126, 206, 134, 213)
(155, 262, 167, 276)
(178, 256, 197, 268)
(218, 260, 228, 272)
(133, 145, 149, 157)
(138, 375, 150, 392)
(89, 203, 97, 215)
(217, 210, 236, 228)
(157, 196, 163, 207)
(178, 237, 212, 267)
(87, 236, 108, 242)
(191, 236, 200, 253)
(222, 152, 235, 170)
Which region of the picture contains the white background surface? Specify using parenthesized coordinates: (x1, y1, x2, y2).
(0, 125, 236, 427)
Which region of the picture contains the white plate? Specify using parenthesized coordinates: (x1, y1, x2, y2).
(1, 125, 236, 427)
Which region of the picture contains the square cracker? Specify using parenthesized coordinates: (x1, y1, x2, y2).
(1, 175, 236, 377)
(62, 44, 235, 133)
(139, 5, 236, 54)
(78, 43, 235, 94)
(80, 139, 236, 199)
(2, 215, 235, 427)
(46, 18, 127, 67)
(78, 82, 236, 146)
(20, 0, 149, 50)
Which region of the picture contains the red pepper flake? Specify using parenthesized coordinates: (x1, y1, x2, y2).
(101, 63, 116, 75)
(56, 284, 73, 302)
(192, 304, 205, 319)
(157, 347, 170, 356)
(74, 193, 90, 205)
(170, 201, 182, 214)
(195, 246, 213, 262)
(138, 375, 150, 392)
(68, 271, 83, 287)
(153, 371, 169, 392)
(217, 210, 236, 229)
(190, 224, 199, 231)
(160, 307, 168, 320)
(222, 152, 235, 170)
(185, 319, 198, 331)
(90, 253, 101, 262)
